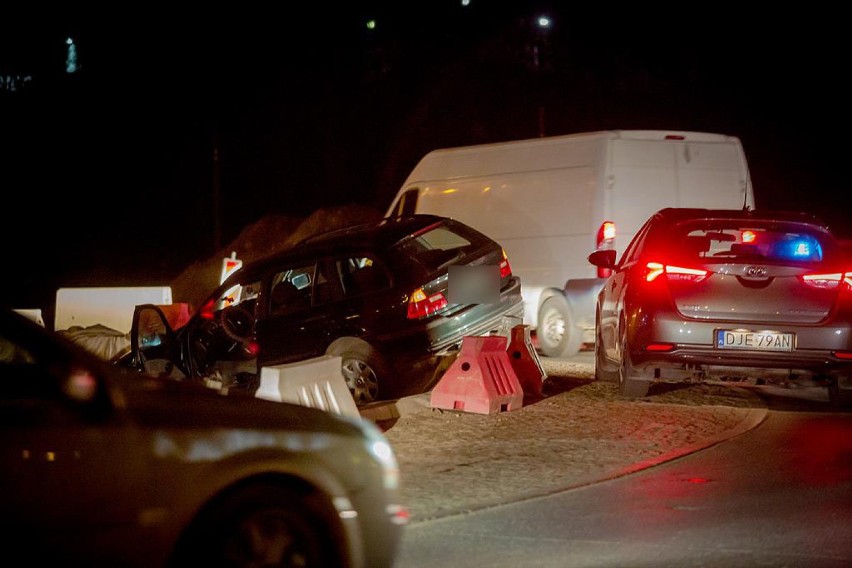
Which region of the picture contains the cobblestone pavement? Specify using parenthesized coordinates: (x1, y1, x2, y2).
(379, 358, 767, 522)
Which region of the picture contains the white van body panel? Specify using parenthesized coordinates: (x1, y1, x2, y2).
(386, 130, 755, 354)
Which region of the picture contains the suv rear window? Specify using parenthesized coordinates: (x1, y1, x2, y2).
(664, 221, 837, 266)
(395, 222, 483, 271)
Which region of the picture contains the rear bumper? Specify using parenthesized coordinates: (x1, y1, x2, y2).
(429, 297, 525, 355)
(431, 310, 525, 356)
(627, 310, 852, 381)
(370, 280, 524, 380)
(634, 346, 852, 378)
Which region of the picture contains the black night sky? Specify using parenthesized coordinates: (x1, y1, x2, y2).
(2, 3, 851, 315)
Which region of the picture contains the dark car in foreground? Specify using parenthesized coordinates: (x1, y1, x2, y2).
(588, 207, 852, 405)
(0, 307, 407, 567)
(126, 214, 524, 406)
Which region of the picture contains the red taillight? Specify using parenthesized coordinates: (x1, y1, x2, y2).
(646, 343, 675, 352)
(800, 272, 852, 290)
(407, 288, 448, 319)
(598, 221, 616, 244)
(645, 262, 666, 282)
(500, 248, 512, 279)
(596, 221, 616, 278)
(833, 350, 852, 360)
(644, 262, 709, 283)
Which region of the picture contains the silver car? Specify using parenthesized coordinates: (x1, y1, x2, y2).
(0, 307, 407, 567)
(588, 207, 852, 405)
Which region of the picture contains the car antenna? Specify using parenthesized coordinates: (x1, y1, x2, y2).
(741, 170, 753, 211)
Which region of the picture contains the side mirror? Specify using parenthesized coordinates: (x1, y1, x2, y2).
(588, 249, 617, 269)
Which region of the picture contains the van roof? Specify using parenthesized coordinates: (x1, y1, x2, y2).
(403, 130, 743, 185)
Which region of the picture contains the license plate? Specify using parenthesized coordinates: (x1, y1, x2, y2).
(715, 330, 794, 352)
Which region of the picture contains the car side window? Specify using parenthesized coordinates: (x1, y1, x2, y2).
(340, 255, 390, 297)
(0, 332, 73, 403)
(270, 264, 315, 314)
(619, 222, 652, 267)
(312, 260, 345, 305)
(0, 334, 34, 366)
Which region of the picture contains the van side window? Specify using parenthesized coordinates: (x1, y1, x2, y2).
(390, 188, 419, 217)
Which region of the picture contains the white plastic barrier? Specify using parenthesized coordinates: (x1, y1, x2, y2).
(256, 355, 359, 419)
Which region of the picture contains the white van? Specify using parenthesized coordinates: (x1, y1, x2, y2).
(386, 130, 756, 357)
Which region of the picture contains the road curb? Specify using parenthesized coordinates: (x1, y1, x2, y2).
(359, 392, 432, 423)
(606, 402, 769, 480)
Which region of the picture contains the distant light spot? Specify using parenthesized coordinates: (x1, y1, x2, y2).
(66, 36, 78, 74)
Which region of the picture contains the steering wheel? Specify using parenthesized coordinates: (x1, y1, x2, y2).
(218, 305, 255, 342)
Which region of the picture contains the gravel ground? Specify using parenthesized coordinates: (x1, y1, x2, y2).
(380, 357, 768, 523)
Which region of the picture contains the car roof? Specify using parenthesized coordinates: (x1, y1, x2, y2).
(652, 207, 830, 229)
(301, 214, 451, 247)
(233, 214, 453, 277)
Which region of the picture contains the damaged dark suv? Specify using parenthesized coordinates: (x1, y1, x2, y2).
(126, 214, 524, 406)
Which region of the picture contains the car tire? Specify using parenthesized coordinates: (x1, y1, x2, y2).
(594, 310, 618, 383)
(172, 483, 340, 567)
(828, 379, 852, 407)
(537, 295, 583, 358)
(327, 338, 385, 406)
(618, 326, 649, 398)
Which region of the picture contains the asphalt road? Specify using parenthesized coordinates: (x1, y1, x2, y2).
(393, 399, 852, 567)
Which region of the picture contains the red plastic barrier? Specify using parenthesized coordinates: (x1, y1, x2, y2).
(430, 335, 524, 415)
(157, 303, 191, 330)
(507, 324, 547, 397)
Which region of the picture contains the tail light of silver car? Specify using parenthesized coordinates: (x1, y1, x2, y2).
(407, 288, 448, 319)
(596, 221, 616, 278)
(799, 272, 852, 291)
(643, 261, 709, 284)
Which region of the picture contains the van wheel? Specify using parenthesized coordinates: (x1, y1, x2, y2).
(326, 338, 386, 406)
(537, 296, 583, 358)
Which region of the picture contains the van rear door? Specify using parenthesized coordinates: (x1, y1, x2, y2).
(609, 136, 753, 253)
